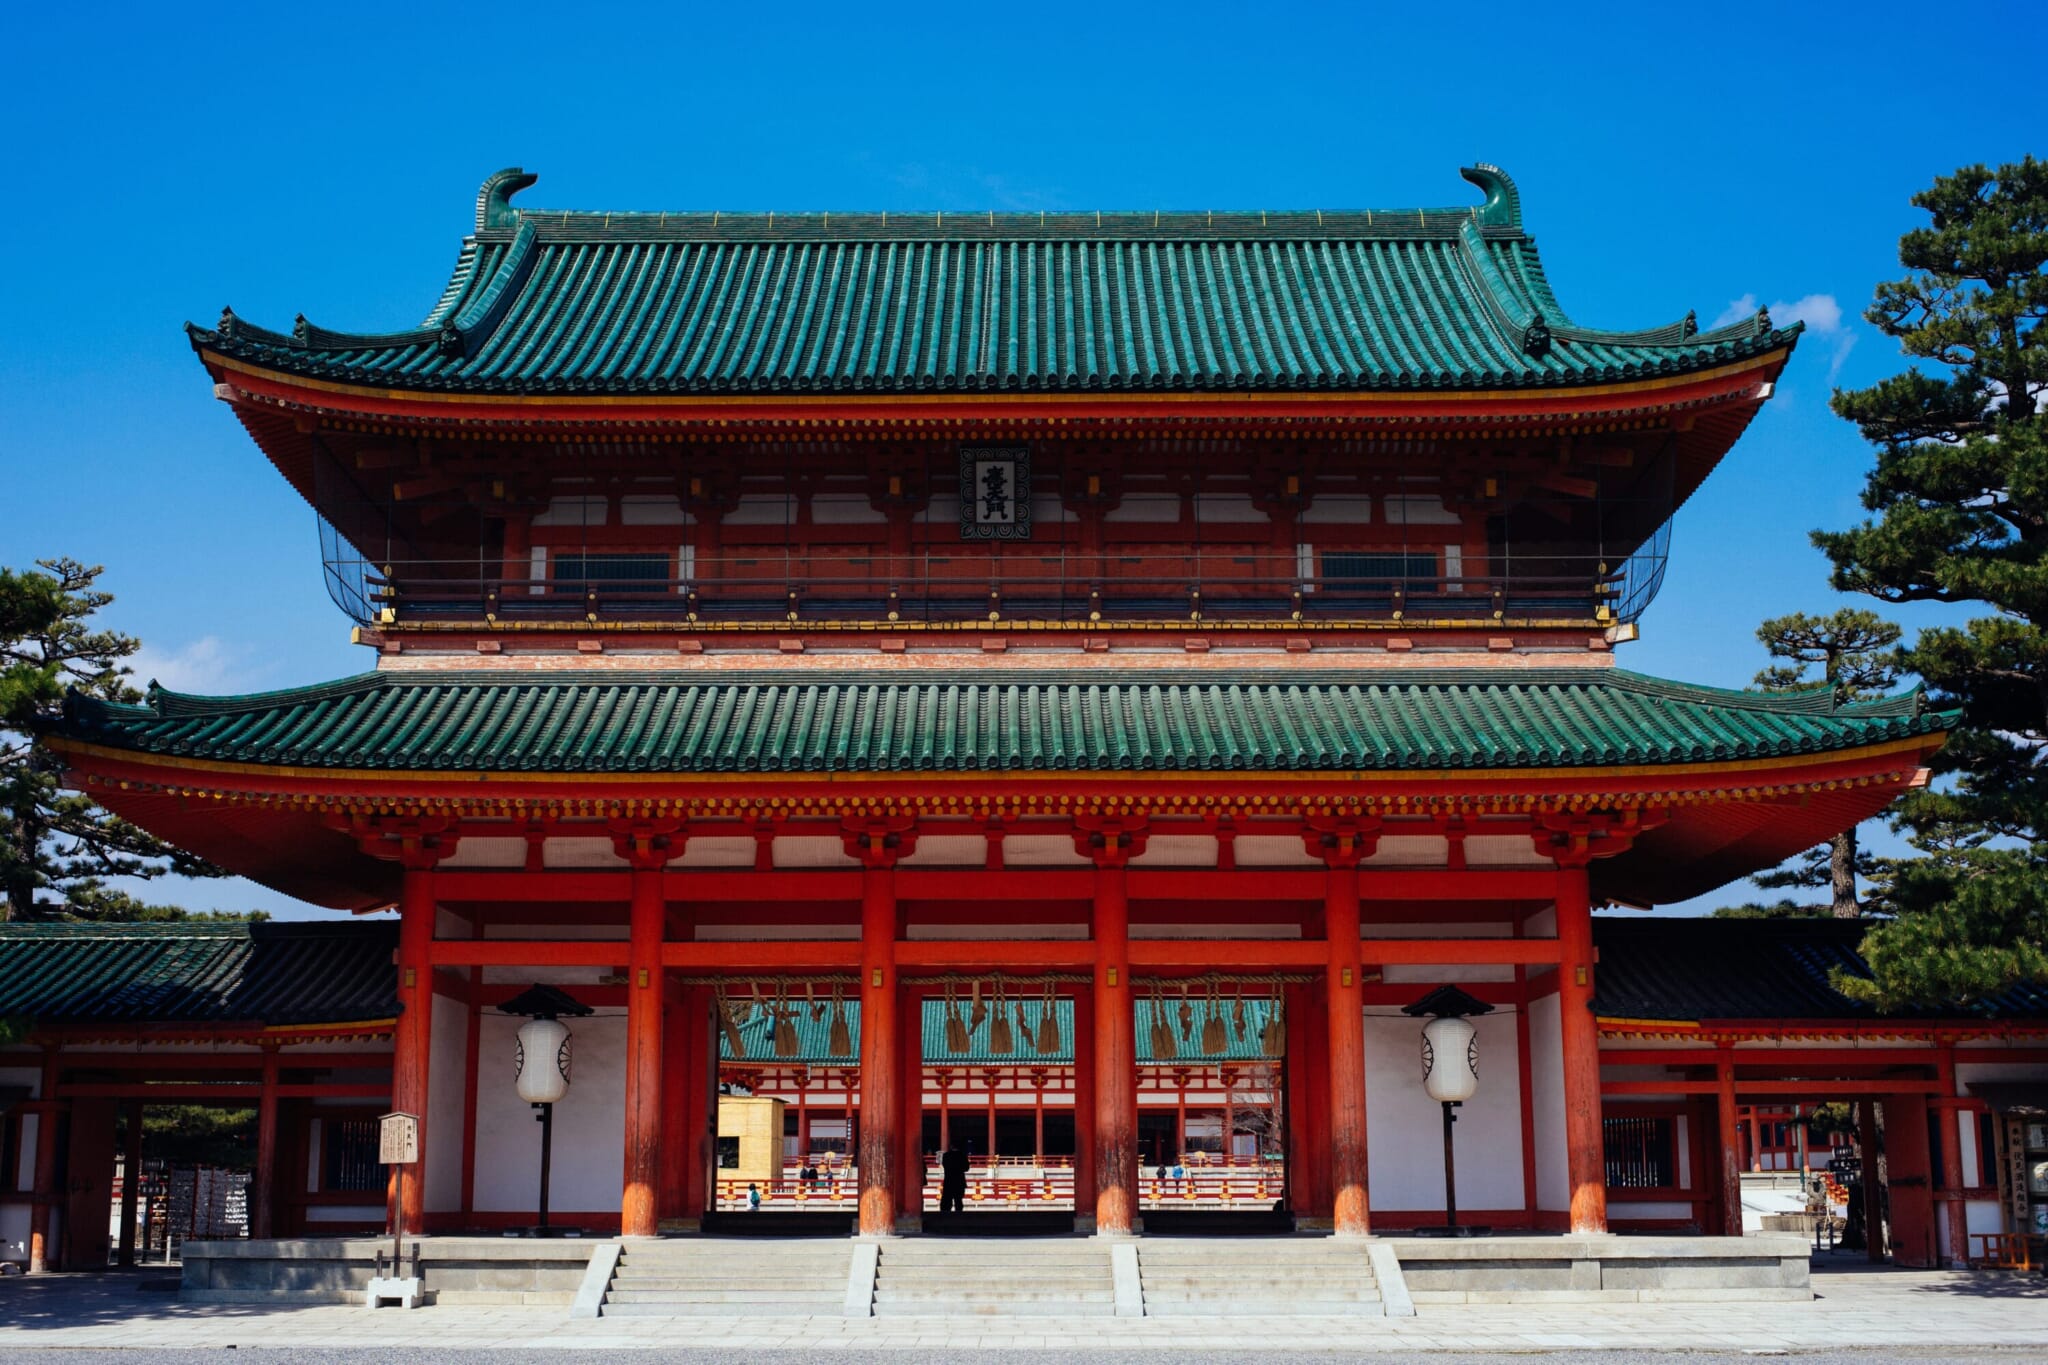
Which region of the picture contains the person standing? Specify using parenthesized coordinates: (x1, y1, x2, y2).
(940, 1142, 970, 1215)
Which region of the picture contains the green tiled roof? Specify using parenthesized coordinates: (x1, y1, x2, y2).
(55, 669, 1943, 775)
(0, 921, 397, 1027)
(720, 998, 1279, 1066)
(189, 165, 1795, 397)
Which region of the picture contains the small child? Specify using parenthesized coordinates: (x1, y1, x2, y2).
(747, 1182, 762, 1212)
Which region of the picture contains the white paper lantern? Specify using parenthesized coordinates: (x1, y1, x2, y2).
(515, 1017, 572, 1104)
(1420, 1014, 1478, 1103)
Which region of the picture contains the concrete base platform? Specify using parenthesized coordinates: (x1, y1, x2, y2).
(1386, 1233, 1812, 1303)
(180, 1237, 601, 1307)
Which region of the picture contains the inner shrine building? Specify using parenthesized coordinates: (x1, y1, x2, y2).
(30, 164, 1992, 1253)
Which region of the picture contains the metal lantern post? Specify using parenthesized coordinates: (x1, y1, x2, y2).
(500, 984, 593, 1237)
(1403, 985, 1496, 1237)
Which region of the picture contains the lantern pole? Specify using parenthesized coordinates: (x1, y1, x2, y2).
(1441, 1099, 1461, 1233)
(536, 1099, 555, 1234)
(1404, 984, 1494, 1239)
(500, 983, 592, 1239)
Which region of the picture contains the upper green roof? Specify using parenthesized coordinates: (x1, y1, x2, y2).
(189, 165, 1795, 397)
(55, 669, 1941, 775)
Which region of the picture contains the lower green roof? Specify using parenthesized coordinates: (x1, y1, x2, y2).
(55, 669, 1942, 775)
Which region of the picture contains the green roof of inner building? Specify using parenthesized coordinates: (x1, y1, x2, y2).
(721, 998, 1279, 1066)
(55, 669, 1943, 775)
(189, 165, 1796, 397)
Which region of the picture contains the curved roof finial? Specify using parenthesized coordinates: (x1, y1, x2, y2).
(475, 168, 538, 231)
(1460, 163, 1522, 229)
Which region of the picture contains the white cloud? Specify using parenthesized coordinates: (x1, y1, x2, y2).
(1711, 291, 1856, 382)
(129, 636, 244, 694)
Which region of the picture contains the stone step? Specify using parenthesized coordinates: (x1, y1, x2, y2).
(610, 1276, 845, 1293)
(1141, 1299, 1385, 1317)
(874, 1289, 1115, 1303)
(875, 1302, 1118, 1318)
(1140, 1285, 1379, 1300)
(1140, 1276, 1377, 1291)
(607, 1286, 844, 1302)
(601, 1299, 847, 1317)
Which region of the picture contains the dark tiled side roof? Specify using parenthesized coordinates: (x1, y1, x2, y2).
(53, 670, 1945, 775)
(0, 921, 397, 1027)
(188, 165, 1796, 397)
(1591, 917, 2048, 1022)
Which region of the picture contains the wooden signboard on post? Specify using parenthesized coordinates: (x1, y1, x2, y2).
(379, 1112, 419, 1167)
(369, 1112, 422, 1309)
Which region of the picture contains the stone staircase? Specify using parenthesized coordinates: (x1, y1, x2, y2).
(598, 1237, 851, 1316)
(871, 1238, 1117, 1317)
(1135, 1238, 1384, 1315)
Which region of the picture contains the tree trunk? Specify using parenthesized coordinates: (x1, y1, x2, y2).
(1831, 828, 1860, 918)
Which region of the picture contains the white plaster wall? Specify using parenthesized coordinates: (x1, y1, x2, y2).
(472, 1011, 626, 1214)
(1966, 1199, 2005, 1238)
(443, 837, 526, 869)
(1003, 835, 1088, 866)
(1130, 835, 1217, 867)
(1363, 1011, 1524, 1212)
(1527, 993, 1567, 1212)
(773, 836, 858, 869)
(1364, 837, 1447, 867)
(0, 1203, 30, 1265)
(545, 837, 629, 869)
(1233, 836, 1316, 867)
(426, 992, 469, 1213)
(900, 835, 986, 867)
(673, 837, 754, 867)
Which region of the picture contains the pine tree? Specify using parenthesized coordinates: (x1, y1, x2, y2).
(1812, 157, 2048, 1006)
(1748, 610, 1901, 917)
(0, 559, 226, 920)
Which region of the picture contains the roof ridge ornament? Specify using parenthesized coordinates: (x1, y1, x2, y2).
(476, 167, 538, 231)
(1459, 163, 1522, 229)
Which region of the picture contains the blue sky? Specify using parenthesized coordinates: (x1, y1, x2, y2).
(2, 1, 2038, 919)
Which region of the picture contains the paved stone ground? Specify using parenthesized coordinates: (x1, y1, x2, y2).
(0, 1263, 2043, 1355)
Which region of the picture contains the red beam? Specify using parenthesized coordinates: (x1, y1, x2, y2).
(428, 941, 624, 967)
(895, 941, 1093, 969)
(58, 1083, 389, 1100)
(662, 941, 862, 970)
(1600, 1048, 1950, 1069)
(1603, 1079, 1943, 1097)
(22, 1052, 390, 1071)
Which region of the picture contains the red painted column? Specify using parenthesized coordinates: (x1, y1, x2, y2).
(252, 1045, 280, 1239)
(856, 852, 901, 1235)
(1284, 980, 1329, 1223)
(1323, 855, 1370, 1236)
(116, 1101, 143, 1266)
(620, 834, 672, 1239)
(679, 985, 714, 1226)
(1091, 845, 1138, 1234)
(391, 862, 437, 1237)
(897, 983, 923, 1224)
(1072, 986, 1095, 1222)
(1936, 1045, 1967, 1267)
(459, 967, 483, 1222)
(1555, 865, 1608, 1234)
(26, 1052, 61, 1273)
(1858, 1102, 1886, 1263)
(1715, 1050, 1743, 1236)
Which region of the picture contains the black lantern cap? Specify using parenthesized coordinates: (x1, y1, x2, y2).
(1401, 985, 1495, 1019)
(498, 984, 594, 1020)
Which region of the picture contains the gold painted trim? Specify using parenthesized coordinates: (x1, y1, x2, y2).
(204, 349, 1792, 413)
(46, 731, 1936, 790)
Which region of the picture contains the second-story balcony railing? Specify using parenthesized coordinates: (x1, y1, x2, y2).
(322, 542, 1669, 632)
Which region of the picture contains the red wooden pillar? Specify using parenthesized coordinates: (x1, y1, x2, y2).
(1284, 980, 1329, 1223)
(252, 1045, 280, 1239)
(1555, 865, 1607, 1233)
(619, 833, 672, 1239)
(1858, 1101, 1886, 1262)
(116, 1101, 143, 1267)
(1715, 1051, 1743, 1236)
(459, 966, 483, 1221)
(391, 861, 437, 1237)
(1089, 837, 1138, 1235)
(1322, 852, 1370, 1236)
(1072, 985, 1095, 1221)
(27, 1051, 61, 1273)
(679, 985, 715, 1226)
(1885, 1092, 1937, 1267)
(897, 983, 923, 1225)
(1935, 1045, 1967, 1267)
(848, 819, 910, 1236)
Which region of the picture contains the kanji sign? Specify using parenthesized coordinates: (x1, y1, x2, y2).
(959, 447, 1032, 541)
(379, 1112, 420, 1166)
